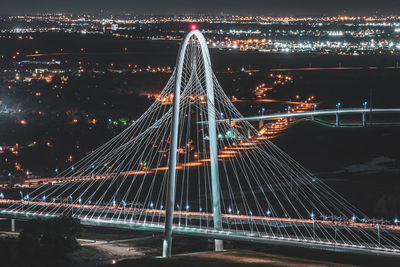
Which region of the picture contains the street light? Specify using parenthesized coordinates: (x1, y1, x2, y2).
(261, 107, 265, 116)
(336, 102, 341, 110)
(310, 212, 315, 220)
(363, 101, 368, 109)
(0, 192, 4, 199)
(250, 211, 253, 232)
(266, 209, 271, 216)
(313, 104, 317, 112)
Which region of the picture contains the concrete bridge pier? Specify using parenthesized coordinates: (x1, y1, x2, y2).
(11, 218, 15, 232)
(362, 112, 366, 126)
(335, 113, 339, 127)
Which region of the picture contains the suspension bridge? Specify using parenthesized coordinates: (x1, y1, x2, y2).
(1, 28, 400, 258)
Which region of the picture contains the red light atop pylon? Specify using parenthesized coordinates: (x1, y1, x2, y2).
(190, 24, 198, 30)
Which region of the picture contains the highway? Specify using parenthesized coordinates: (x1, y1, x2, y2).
(224, 108, 400, 122)
(1, 199, 399, 232)
(270, 66, 400, 72)
(1, 203, 400, 257)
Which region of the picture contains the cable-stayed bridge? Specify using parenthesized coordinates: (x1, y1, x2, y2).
(1, 29, 400, 258)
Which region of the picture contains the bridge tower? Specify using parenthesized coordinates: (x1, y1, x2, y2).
(163, 29, 223, 257)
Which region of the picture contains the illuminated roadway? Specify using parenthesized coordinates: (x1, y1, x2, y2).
(224, 108, 400, 122)
(0, 199, 400, 257)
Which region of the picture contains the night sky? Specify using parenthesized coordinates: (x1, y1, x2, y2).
(1, 0, 400, 16)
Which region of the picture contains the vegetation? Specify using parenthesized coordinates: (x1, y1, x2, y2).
(0, 216, 81, 267)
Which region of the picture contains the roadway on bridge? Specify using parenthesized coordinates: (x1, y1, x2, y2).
(225, 108, 400, 122)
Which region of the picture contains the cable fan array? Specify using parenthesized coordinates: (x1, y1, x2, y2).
(1, 31, 400, 254)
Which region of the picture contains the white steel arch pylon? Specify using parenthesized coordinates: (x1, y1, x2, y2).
(163, 29, 223, 257)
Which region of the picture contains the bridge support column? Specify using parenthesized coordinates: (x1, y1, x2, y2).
(335, 113, 339, 127)
(11, 219, 15, 232)
(163, 82, 180, 257)
(205, 49, 224, 253)
(163, 37, 185, 259)
(362, 112, 366, 127)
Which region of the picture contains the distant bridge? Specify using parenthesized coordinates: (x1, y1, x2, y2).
(226, 108, 400, 127)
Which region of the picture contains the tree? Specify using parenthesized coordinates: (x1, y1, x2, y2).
(17, 216, 81, 267)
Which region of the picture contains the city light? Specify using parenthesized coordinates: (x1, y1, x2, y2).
(190, 24, 198, 31)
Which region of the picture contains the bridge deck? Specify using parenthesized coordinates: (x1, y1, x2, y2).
(225, 108, 400, 122)
(1, 199, 400, 257)
(1, 208, 399, 258)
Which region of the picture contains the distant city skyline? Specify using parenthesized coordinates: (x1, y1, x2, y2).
(1, 0, 400, 16)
